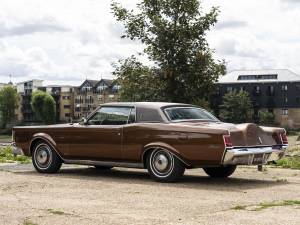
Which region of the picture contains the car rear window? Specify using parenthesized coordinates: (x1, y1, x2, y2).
(164, 107, 218, 122)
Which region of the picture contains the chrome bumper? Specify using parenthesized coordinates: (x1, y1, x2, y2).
(222, 145, 287, 166)
(12, 143, 24, 156)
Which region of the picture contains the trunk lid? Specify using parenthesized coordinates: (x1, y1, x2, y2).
(179, 121, 278, 147)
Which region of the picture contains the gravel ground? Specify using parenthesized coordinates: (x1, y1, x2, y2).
(0, 164, 300, 225)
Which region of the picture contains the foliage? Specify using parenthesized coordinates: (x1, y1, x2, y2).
(275, 156, 300, 170)
(111, 0, 226, 103)
(0, 146, 30, 164)
(259, 111, 275, 126)
(231, 200, 300, 211)
(0, 86, 18, 128)
(219, 90, 253, 123)
(192, 98, 211, 111)
(113, 56, 166, 101)
(31, 91, 56, 124)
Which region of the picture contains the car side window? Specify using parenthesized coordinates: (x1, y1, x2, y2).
(87, 107, 132, 125)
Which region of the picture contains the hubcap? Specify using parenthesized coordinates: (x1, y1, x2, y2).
(150, 149, 174, 177)
(34, 144, 52, 168)
(154, 154, 169, 172)
(37, 149, 48, 164)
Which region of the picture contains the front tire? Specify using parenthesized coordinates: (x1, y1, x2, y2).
(203, 165, 236, 178)
(32, 141, 62, 173)
(146, 148, 185, 182)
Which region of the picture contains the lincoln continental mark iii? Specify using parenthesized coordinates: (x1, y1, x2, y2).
(13, 102, 288, 182)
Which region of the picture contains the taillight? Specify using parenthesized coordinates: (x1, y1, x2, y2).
(280, 133, 288, 145)
(223, 135, 233, 148)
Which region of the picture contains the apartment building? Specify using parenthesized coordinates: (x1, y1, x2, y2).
(74, 79, 120, 119)
(38, 85, 74, 122)
(16, 79, 43, 122)
(215, 69, 300, 128)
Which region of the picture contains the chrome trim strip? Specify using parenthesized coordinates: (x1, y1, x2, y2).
(63, 159, 144, 168)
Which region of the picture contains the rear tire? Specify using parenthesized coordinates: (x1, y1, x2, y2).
(146, 148, 185, 182)
(203, 165, 236, 178)
(32, 140, 62, 173)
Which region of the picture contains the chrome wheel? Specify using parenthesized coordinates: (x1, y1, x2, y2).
(150, 149, 174, 178)
(34, 144, 52, 170)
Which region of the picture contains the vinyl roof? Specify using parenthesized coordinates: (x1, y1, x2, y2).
(218, 69, 300, 84)
(102, 102, 193, 109)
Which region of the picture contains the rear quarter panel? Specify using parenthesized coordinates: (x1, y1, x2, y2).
(122, 123, 227, 167)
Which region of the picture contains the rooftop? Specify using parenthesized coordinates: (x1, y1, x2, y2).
(102, 102, 192, 109)
(218, 69, 300, 84)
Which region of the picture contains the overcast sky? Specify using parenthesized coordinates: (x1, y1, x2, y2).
(0, 0, 299, 85)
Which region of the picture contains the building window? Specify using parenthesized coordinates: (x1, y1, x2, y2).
(97, 95, 103, 101)
(237, 74, 278, 80)
(65, 113, 70, 117)
(63, 96, 71, 100)
(284, 97, 288, 103)
(64, 105, 71, 109)
(240, 86, 246, 91)
(267, 85, 274, 95)
(282, 85, 288, 91)
(227, 86, 233, 92)
(253, 86, 260, 95)
(282, 109, 288, 115)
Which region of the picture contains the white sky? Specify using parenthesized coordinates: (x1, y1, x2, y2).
(0, 0, 299, 85)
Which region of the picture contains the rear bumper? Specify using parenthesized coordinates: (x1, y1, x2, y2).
(222, 145, 288, 166)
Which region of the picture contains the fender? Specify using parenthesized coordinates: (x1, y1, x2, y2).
(142, 142, 191, 167)
(29, 133, 62, 158)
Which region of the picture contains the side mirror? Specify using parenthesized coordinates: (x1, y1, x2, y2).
(82, 117, 88, 125)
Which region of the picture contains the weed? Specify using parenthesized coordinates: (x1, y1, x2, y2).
(0, 146, 30, 164)
(232, 205, 247, 210)
(47, 209, 67, 215)
(275, 156, 300, 170)
(23, 219, 38, 225)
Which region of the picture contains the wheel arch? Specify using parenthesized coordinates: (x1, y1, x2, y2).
(29, 133, 63, 160)
(141, 142, 191, 168)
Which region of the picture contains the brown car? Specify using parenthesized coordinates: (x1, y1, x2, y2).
(13, 102, 288, 182)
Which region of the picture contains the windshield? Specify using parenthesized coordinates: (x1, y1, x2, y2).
(164, 107, 219, 122)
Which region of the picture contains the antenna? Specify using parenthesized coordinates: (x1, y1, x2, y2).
(9, 74, 12, 83)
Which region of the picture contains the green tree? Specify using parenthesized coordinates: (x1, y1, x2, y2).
(219, 90, 253, 124)
(0, 86, 18, 128)
(31, 91, 56, 124)
(111, 0, 226, 104)
(259, 111, 275, 126)
(113, 56, 166, 101)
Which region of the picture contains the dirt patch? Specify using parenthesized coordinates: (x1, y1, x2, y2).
(0, 164, 300, 225)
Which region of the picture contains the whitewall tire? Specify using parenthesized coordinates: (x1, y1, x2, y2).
(146, 148, 185, 182)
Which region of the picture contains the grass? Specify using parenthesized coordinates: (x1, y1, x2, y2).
(254, 200, 300, 211)
(47, 209, 66, 215)
(232, 205, 247, 210)
(23, 219, 38, 225)
(232, 200, 300, 211)
(0, 146, 31, 164)
(275, 156, 300, 170)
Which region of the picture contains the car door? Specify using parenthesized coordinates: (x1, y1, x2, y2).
(67, 106, 133, 161)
